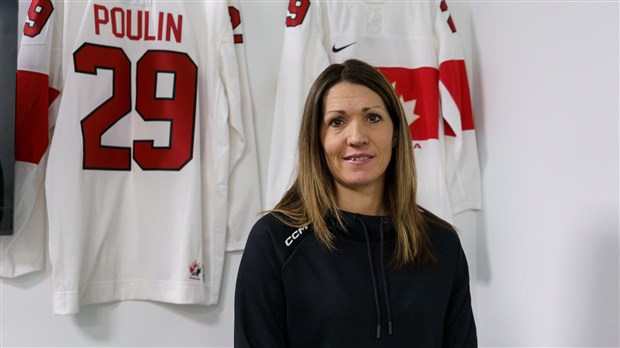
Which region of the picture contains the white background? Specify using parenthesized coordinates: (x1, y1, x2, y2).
(1, 0, 619, 347)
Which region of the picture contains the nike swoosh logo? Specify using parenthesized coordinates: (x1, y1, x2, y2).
(332, 42, 357, 53)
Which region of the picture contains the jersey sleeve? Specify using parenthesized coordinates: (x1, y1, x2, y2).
(265, 0, 330, 208)
(216, 12, 245, 181)
(225, 0, 262, 251)
(207, 2, 247, 254)
(1, 0, 62, 278)
(435, 0, 482, 213)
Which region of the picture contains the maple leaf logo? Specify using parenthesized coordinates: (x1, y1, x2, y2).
(400, 95, 418, 126)
(189, 262, 198, 274)
(392, 81, 419, 126)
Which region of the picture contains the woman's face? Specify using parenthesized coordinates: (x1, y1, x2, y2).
(320, 82, 394, 198)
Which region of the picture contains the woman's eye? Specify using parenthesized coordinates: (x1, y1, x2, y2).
(367, 114, 382, 122)
(329, 118, 344, 127)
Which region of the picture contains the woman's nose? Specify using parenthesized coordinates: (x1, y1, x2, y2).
(347, 121, 369, 146)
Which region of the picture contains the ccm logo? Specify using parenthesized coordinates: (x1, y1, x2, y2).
(285, 226, 309, 247)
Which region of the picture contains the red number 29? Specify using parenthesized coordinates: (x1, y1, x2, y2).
(74, 43, 198, 171)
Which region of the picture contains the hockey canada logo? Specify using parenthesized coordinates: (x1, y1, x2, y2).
(188, 261, 204, 281)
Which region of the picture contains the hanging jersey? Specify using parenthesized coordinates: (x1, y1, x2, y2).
(226, 0, 262, 251)
(266, 0, 482, 221)
(2, 0, 251, 315)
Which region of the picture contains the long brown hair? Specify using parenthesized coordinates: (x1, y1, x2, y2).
(272, 59, 437, 267)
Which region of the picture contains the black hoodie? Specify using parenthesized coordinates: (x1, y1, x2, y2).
(234, 210, 477, 347)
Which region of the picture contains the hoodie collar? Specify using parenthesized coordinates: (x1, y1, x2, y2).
(328, 210, 395, 244)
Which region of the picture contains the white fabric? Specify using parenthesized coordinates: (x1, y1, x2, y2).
(226, 0, 262, 251)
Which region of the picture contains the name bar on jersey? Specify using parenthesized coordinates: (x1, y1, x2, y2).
(93, 4, 183, 43)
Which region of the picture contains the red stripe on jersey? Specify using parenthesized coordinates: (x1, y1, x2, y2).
(377, 66, 440, 141)
(439, 59, 474, 135)
(15, 70, 58, 164)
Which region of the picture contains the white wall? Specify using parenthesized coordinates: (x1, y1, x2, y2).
(1, 1, 618, 347)
(471, 1, 619, 346)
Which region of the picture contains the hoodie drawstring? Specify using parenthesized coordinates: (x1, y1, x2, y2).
(358, 216, 394, 339)
(379, 219, 393, 336)
(360, 218, 383, 339)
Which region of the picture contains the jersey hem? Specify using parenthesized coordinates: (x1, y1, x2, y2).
(451, 201, 482, 215)
(53, 281, 219, 315)
(0, 253, 44, 278)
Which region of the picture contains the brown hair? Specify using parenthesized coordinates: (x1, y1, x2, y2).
(272, 59, 438, 267)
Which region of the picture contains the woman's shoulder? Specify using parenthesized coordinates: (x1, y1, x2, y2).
(251, 212, 306, 233)
(247, 212, 313, 252)
(252, 212, 289, 229)
(420, 208, 461, 250)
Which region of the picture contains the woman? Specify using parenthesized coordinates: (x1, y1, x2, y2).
(235, 59, 477, 347)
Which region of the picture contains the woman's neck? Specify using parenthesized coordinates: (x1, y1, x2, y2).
(335, 186, 386, 216)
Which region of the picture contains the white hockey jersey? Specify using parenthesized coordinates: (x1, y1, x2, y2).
(266, 0, 482, 221)
(1, 0, 260, 315)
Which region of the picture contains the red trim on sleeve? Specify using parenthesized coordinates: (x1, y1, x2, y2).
(15, 70, 58, 164)
(439, 60, 474, 136)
